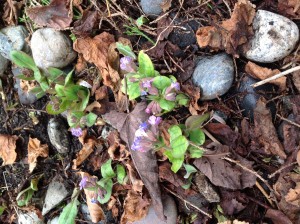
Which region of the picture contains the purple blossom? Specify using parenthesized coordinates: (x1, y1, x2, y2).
(142, 79, 152, 88)
(120, 56, 136, 73)
(131, 116, 162, 152)
(164, 82, 180, 101)
(79, 176, 97, 190)
(171, 82, 180, 91)
(145, 101, 162, 115)
(91, 198, 98, 203)
(79, 176, 88, 190)
(141, 90, 148, 96)
(71, 127, 83, 137)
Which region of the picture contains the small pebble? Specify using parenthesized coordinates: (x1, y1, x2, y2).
(192, 53, 234, 100)
(133, 195, 177, 224)
(12, 68, 38, 105)
(140, 0, 164, 16)
(0, 25, 30, 59)
(238, 75, 276, 120)
(42, 177, 70, 215)
(47, 117, 70, 154)
(18, 212, 44, 224)
(0, 54, 8, 77)
(244, 10, 299, 63)
(31, 28, 76, 69)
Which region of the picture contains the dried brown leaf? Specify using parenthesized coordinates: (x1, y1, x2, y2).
(278, 0, 300, 19)
(196, 0, 256, 57)
(253, 98, 287, 159)
(26, 0, 72, 30)
(103, 102, 165, 220)
(265, 209, 293, 224)
(27, 137, 49, 173)
(194, 145, 256, 190)
(158, 162, 185, 187)
(79, 172, 105, 223)
(157, 17, 173, 41)
(74, 32, 121, 91)
(120, 190, 150, 224)
(73, 9, 99, 37)
(107, 131, 130, 161)
(75, 54, 87, 73)
(72, 138, 96, 169)
(292, 70, 300, 92)
(181, 83, 201, 115)
(2, 0, 23, 26)
(245, 62, 286, 91)
(160, 0, 172, 12)
(126, 163, 144, 193)
(285, 183, 300, 206)
(0, 135, 18, 165)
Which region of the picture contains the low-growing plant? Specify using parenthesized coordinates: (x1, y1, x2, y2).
(79, 159, 126, 204)
(116, 43, 189, 115)
(58, 187, 80, 224)
(16, 175, 42, 206)
(131, 113, 210, 173)
(10, 50, 97, 133)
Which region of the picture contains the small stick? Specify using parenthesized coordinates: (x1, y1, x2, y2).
(255, 181, 275, 207)
(251, 65, 300, 88)
(202, 128, 221, 144)
(268, 162, 298, 179)
(164, 186, 212, 218)
(276, 114, 300, 129)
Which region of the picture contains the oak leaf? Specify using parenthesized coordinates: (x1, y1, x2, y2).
(0, 135, 18, 165)
(28, 137, 49, 173)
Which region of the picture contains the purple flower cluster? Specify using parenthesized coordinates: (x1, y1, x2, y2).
(120, 56, 136, 73)
(131, 116, 162, 152)
(71, 127, 83, 137)
(79, 176, 106, 204)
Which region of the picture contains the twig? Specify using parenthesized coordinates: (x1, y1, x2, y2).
(105, 0, 111, 17)
(251, 65, 300, 88)
(255, 181, 275, 207)
(164, 186, 212, 218)
(202, 128, 221, 144)
(276, 114, 300, 129)
(268, 162, 298, 179)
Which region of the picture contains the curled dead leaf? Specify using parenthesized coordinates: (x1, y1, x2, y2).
(79, 172, 105, 223)
(73, 9, 99, 37)
(245, 62, 286, 91)
(181, 83, 202, 115)
(120, 190, 150, 224)
(107, 131, 130, 161)
(26, 0, 72, 30)
(0, 134, 18, 165)
(72, 138, 96, 169)
(126, 163, 144, 193)
(278, 0, 300, 19)
(27, 137, 49, 173)
(196, 0, 256, 57)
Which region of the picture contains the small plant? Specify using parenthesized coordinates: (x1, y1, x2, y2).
(16, 175, 42, 206)
(131, 113, 210, 173)
(58, 188, 80, 224)
(117, 43, 189, 115)
(10, 50, 97, 133)
(79, 159, 126, 204)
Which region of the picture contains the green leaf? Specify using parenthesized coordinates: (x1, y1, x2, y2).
(64, 70, 74, 86)
(16, 176, 41, 207)
(182, 175, 193, 190)
(0, 205, 6, 216)
(158, 98, 175, 112)
(77, 88, 90, 111)
(170, 135, 189, 158)
(58, 188, 80, 224)
(101, 159, 116, 179)
(47, 67, 65, 83)
(168, 125, 182, 142)
(97, 178, 113, 204)
(183, 164, 197, 179)
(63, 85, 82, 100)
(16, 74, 35, 81)
(188, 145, 204, 158)
(176, 93, 189, 106)
(67, 111, 85, 127)
(136, 15, 148, 27)
(55, 84, 65, 97)
(138, 51, 154, 77)
(116, 42, 136, 59)
(85, 113, 97, 127)
(188, 128, 205, 145)
(152, 76, 171, 90)
(30, 87, 45, 99)
(46, 102, 66, 115)
(116, 164, 126, 184)
(39, 76, 50, 91)
(164, 150, 184, 173)
(185, 113, 210, 131)
(10, 50, 37, 71)
(122, 79, 141, 100)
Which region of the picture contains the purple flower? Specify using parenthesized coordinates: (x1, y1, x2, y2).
(164, 82, 180, 101)
(141, 90, 148, 96)
(79, 176, 97, 190)
(171, 82, 180, 91)
(131, 116, 162, 152)
(142, 79, 152, 88)
(145, 101, 162, 115)
(79, 176, 88, 190)
(120, 56, 136, 73)
(71, 127, 83, 137)
(91, 198, 98, 203)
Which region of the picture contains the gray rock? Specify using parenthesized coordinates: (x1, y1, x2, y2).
(244, 10, 299, 63)
(18, 212, 44, 224)
(42, 177, 70, 215)
(31, 28, 76, 69)
(12, 68, 38, 105)
(47, 118, 70, 154)
(192, 53, 234, 100)
(80, 204, 106, 224)
(133, 195, 177, 224)
(0, 25, 30, 59)
(0, 54, 8, 76)
(47, 216, 59, 224)
(140, 0, 164, 16)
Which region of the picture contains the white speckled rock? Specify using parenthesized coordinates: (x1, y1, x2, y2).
(140, 0, 164, 16)
(0, 54, 8, 76)
(31, 28, 76, 69)
(18, 212, 44, 224)
(245, 10, 299, 63)
(192, 53, 234, 100)
(0, 25, 30, 59)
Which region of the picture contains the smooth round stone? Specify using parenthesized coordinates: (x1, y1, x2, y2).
(133, 195, 177, 224)
(31, 28, 76, 69)
(18, 212, 44, 224)
(192, 53, 234, 100)
(0, 25, 30, 59)
(140, 0, 164, 16)
(47, 117, 70, 154)
(244, 10, 299, 63)
(12, 68, 38, 105)
(0, 54, 8, 76)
